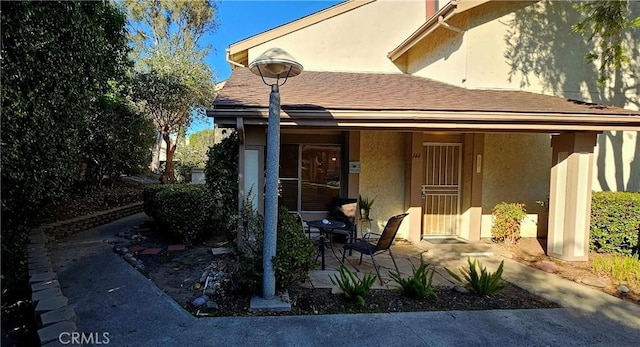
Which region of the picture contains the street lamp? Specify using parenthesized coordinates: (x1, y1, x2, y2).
(249, 48, 303, 301)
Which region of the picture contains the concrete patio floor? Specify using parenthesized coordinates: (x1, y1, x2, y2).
(304, 237, 497, 291)
(47, 214, 639, 346)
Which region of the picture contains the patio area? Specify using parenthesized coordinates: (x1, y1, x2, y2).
(301, 237, 499, 291)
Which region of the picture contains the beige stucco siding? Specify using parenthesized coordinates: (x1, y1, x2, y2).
(359, 131, 408, 238)
(405, 13, 469, 85)
(593, 131, 640, 192)
(249, 0, 425, 73)
(408, 1, 638, 108)
(405, 0, 639, 193)
(481, 133, 551, 238)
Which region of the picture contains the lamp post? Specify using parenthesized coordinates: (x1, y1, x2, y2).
(249, 48, 303, 300)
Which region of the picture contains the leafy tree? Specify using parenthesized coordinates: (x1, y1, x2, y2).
(81, 91, 156, 188)
(1, 0, 131, 230)
(572, 0, 640, 86)
(1, 1, 136, 342)
(130, 70, 193, 183)
(176, 129, 216, 168)
(123, 0, 218, 183)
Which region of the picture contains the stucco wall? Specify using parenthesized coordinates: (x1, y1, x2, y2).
(481, 134, 551, 238)
(593, 132, 640, 192)
(249, 0, 425, 73)
(406, 0, 639, 193)
(359, 131, 407, 238)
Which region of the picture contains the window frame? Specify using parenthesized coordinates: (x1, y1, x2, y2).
(279, 142, 345, 213)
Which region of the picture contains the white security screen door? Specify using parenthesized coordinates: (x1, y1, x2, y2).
(422, 143, 462, 236)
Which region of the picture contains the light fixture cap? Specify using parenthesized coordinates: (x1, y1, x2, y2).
(249, 48, 303, 79)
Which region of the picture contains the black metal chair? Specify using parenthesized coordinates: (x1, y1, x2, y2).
(342, 213, 408, 284)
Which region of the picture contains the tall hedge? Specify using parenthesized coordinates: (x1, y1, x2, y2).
(590, 191, 640, 255)
(1, 1, 133, 231)
(205, 132, 239, 233)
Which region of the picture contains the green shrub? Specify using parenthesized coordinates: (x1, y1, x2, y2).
(389, 258, 437, 300)
(330, 263, 377, 307)
(272, 207, 318, 289)
(232, 204, 318, 293)
(205, 132, 239, 235)
(590, 192, 640, 255)
(142, 184, 167, 218)
(153, 185, 214, 244)
(446, 258, 506, 295)
(592, 254, 640, 285)
(491, 202, 527, 244)
(232, 195, 265, 294)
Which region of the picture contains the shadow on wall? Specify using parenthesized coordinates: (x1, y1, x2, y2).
(504, 0, 640, 192)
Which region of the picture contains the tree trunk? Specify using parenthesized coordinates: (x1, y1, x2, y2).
(151, 131, 162, 173)
(162, 132, 177, 184)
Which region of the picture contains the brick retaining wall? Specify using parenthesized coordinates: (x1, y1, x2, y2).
(38, 202, 143, 241)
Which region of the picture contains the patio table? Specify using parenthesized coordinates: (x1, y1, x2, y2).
(307, 219, 347, 270)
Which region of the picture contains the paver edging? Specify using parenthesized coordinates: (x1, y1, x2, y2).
(28, 202, 143, 345)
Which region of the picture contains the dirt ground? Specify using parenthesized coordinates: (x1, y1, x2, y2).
(123, 223, 561, 317)
(115, 218, 639, 316)
(493, 237, 639, 304)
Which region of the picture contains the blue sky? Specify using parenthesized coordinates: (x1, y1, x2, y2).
(189, 0, 342, 134)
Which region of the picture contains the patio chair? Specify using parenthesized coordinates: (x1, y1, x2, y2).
(342, 213, 408, 284)
(289, 211, 311, 238)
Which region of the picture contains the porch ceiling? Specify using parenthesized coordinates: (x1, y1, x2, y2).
(209, 68, 640, 132)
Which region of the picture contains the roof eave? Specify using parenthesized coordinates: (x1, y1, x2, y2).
(209, 108, 640, 132)
(387, 0, 492, 62)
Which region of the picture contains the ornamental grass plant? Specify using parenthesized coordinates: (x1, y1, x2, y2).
(446, 258, 506, 296)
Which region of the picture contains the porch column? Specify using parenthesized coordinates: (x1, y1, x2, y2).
(407, 132, 423, 243)
(348, 131, 360, 199)
(468, 134, 484, 241)
(547, 132, 598, 261)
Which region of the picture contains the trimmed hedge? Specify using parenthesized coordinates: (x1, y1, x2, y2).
(142, 184, 166, 219)
(590, 191, 640, 255)
(143, 184, 215, 243)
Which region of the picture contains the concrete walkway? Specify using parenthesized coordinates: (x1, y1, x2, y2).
(48, 213, 640, 346)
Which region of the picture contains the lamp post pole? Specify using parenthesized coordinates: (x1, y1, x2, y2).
(248, 47, 302, 304)
(263, 83, 280, 300)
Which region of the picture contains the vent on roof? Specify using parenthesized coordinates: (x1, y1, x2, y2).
(567, 99, 607, 110)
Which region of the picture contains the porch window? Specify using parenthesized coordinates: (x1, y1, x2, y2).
(279, 144, 341, 212)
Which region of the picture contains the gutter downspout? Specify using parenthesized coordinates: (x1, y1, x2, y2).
(438, 15, 464, 33)
(226, 48, 245, 70)
(387, 2, 462, 61)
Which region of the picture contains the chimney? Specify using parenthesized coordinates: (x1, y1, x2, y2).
(426, 0, 437, 19)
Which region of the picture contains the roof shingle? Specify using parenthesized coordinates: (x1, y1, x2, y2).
(213, 68, 638, 116)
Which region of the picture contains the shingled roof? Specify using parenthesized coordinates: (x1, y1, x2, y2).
(214, 68, 638, 116)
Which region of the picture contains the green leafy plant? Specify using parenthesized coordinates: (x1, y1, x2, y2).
(491, 202, 527, 244)
(142, 184, 168, 219)
(272, 207, 319, 289)
(150, 185, 215, 244)
(590, 192, 640, 255)
(231, 193, 265, 294)
(446, 258, 506, 295)
(232, 204, 318, 293)
(592, 254, 640, 286)
(358, 195, 375, 220)
(389, 258, 437, 300)
(330, 263, 377, 307)
(205, 132, 239, 240)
